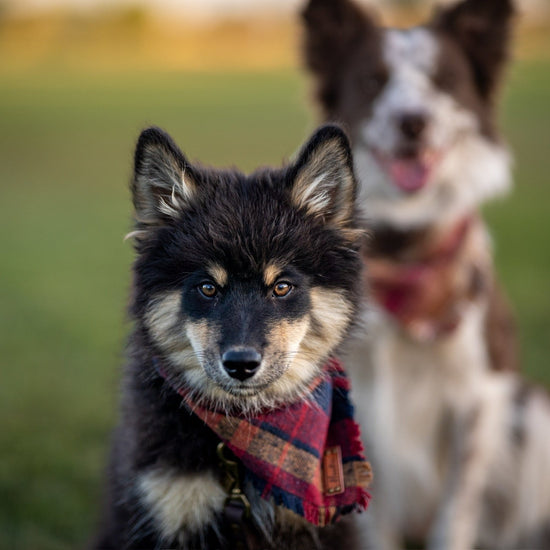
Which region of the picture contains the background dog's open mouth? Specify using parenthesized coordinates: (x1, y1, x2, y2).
(375, 150, 440, 193)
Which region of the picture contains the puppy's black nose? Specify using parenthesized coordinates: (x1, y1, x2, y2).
(399, 112, 427, 140)
(222, 348, 262, 381)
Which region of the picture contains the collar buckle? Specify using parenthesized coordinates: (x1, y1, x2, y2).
(217, 442, 251, 519)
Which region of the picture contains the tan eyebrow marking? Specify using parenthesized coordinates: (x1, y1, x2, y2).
(263, 263, 283, 288)
(206, 264, 228, 287)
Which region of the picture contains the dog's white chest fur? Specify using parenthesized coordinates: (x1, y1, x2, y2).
(346, 300, 489, 537)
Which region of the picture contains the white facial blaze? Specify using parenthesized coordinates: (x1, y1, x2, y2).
(364, 28, 438, 153)
(372, 28, 478, 152)
(353, 27, 511, 228)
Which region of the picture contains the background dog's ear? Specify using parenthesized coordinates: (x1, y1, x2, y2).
(290, 124, 356, 230)
(302, 0, 377, 114)
(130, 127, 196, 235)
(433, 0, 515, 101)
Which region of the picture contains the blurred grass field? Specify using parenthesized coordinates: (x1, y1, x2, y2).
(0, 58, 549, 549)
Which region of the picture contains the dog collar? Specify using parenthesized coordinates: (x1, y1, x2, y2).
(154, 357, 372, 527)
(365, 215, 483, 341)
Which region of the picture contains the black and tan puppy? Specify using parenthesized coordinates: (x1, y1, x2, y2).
(92, 125, 370, 549)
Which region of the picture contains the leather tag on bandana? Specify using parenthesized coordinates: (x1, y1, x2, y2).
(323, 446, 345, 495)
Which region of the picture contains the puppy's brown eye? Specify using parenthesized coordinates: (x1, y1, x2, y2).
(199, 282, 217, 298)
(273, 282, 292, 298)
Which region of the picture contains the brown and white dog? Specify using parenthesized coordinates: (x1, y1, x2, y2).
(303, 0, 550, 548)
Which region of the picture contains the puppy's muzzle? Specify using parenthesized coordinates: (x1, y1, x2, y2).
(222, 348, 262, 381)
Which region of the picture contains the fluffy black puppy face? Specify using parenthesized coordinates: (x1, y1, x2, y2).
(129, 125, 363, 413)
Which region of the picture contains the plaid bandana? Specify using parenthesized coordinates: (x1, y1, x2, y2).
(156, 357, 372, 527)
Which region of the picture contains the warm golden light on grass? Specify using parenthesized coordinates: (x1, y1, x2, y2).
(0, 7, 548, 74)
(0, 10, 299, 72)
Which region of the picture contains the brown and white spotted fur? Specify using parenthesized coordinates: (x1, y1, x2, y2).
(303, 0, 550, 548)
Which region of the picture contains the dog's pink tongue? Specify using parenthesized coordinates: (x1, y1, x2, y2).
(388, 158, 430, 192)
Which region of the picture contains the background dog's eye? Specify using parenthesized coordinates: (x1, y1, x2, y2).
(434, 68, 457, 91)
(198, 282, 217, 298)
(359, 72, 387, 96)
(273, 282, 292, 298)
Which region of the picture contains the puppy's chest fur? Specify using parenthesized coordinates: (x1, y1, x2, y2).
(138, 468, 226, 545)
(138, 467, 327, 549)
(108, 361, 325, 550)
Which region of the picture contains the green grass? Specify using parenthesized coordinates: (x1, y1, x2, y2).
(0, 61, 548, 549)
(486, 57, 550, 379)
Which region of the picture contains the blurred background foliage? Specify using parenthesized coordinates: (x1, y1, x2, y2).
(0, 1, 548, 548)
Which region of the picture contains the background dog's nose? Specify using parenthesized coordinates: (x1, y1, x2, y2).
(399, 112, 427, 140)
(222, 348, 262, 381)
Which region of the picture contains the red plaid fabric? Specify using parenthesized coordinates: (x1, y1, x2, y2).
(157, 357, 372, 526)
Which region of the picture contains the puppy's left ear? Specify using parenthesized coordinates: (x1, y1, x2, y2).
(290, 125, 356, 230)
(432, 0, 515, 101)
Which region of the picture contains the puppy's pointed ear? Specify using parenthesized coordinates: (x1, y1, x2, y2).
(290, 125, 356, 230)
(302, 0, 379, 114)
(432, 0, 515, 101)
(130, 127, 196, 232)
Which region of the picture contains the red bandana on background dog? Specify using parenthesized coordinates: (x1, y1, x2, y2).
(366, 216, 481, 341)
(156, 358, 372, 527)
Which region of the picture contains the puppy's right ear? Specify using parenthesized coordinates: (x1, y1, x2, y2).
(302, 0, 377, 114)
(289, 124, 357, 233)
(130, 127, 196, 239)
